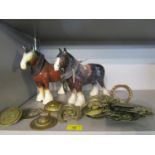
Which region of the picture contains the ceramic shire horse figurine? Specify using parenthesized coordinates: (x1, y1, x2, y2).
(54, 48, 110, 107)
(20, 47, 65, 104)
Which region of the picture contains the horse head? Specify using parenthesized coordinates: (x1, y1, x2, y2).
(20, 46, 37, 70)
(54, 48, 70, 71)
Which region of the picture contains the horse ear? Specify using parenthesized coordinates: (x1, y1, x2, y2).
(22, 46, 26, 50)
(59, 48, 63, 54)
(64, 48, 67, 52)
(23, 46, 29, 53)
(63, 48, 67, 54)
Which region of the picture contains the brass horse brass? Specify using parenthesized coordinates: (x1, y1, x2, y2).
(30, 112, 57, 130)
(44, 100, 62, 112)
(0, 107, 22, 126)
(58, 105, 82, 122)
(110, 84, 133, 103)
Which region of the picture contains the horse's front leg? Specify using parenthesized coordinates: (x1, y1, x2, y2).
(36, 85, 44, 102)
(75, 91, 86, 107)
(43, 81, 54, 105)
(68, 89, 77, 105)
(74, 84, 86, 107)
(90, 84, 99, 96)
(58, 83, 65, 95)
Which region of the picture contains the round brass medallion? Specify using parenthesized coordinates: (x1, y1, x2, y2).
(44, 100, 62, 112)
(0, 107, 22, 126)
(30, 112, 57, 130)
(58, 105, 82, 122)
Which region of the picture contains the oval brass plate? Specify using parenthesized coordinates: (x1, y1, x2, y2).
(0, 107, 22, 126)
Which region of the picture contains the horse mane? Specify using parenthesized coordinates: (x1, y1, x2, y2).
(66, 52, 79, 66)
(66, 52, 76, 60)
(61, 51, 79, 74)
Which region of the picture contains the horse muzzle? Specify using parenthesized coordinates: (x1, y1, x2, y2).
(54, 65, 59, 71)
(20, 61, 27, 70)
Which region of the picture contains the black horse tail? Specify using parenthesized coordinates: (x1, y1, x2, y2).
(92, 64, 105, 88)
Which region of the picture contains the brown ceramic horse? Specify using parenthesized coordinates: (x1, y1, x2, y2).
(54, 48, 109, 107)
(20, 47, 65, 104)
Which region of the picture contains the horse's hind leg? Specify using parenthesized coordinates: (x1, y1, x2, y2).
(98, 79, 110, 96)
(89, 82, 99, 96)
(36, 84, 44, 102)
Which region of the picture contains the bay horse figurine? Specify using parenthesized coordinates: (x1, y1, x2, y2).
(20, 47, 65, 105)
(54, 48, 109, 107)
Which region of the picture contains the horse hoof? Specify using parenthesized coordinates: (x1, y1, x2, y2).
(58, 89, 65, 95)
(36, 95, 44, 102)
(103, 89, 110, 96)
(75, 100, 85, 107)
(89, 91, 98, 97)
(89, 85, 99, 96)
(75, 102, 85, 107)
(68, 102, 75, 105)
(68, 92, 77, 104)
(43, 99, 53, 105)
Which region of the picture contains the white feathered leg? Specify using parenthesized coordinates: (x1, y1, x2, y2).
(75, 92, 86, 107)
(90, 85, 99, 96)
(68, 89, 77, 105)
(43, 89, 53, 105)
(102, 88, 110, 96)
(36, 87, 44, 102)
(58, 84, 65, 95)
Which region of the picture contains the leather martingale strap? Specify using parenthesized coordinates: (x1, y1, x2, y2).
(30, 53, 45, 76)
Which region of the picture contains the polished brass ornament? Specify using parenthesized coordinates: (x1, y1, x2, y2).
(30, 112, 57, 130)
(0, 107, 22, 126)
(22, 108, 42, 119)
(110, 84, 133, 103)
(44, 100, 62, 112)
(58, 105, 82, 122)
(84, 85, 153, 121)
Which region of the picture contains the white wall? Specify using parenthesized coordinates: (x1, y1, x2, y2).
(40, 44, 155, 90)
(0, 23, 36, 109)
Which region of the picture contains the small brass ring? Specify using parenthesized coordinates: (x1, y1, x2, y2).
(110, 84, 133, 103)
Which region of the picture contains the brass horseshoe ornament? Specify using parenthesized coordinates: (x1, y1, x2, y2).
(110, 84, 133, 103)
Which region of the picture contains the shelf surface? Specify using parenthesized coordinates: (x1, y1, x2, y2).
(0, 90, 155, 134)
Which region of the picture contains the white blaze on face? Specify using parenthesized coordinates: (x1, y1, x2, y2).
(54, 57, 60, 71)
(20, 50, 34, 70)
